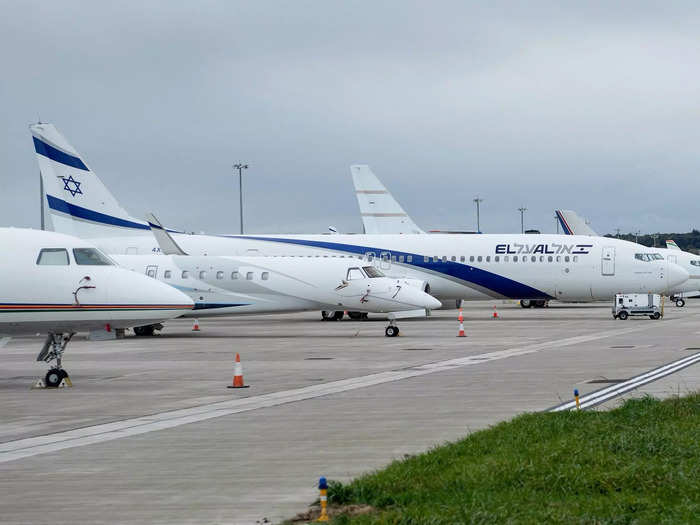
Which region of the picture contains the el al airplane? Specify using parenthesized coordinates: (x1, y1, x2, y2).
(556, 210, 700, 306)
(31, 124, 689, 307)
(110, 215, 441, 337)
(0, 228, 193, 387)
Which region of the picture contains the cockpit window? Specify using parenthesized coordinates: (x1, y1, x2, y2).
(37, 248, 69, 265)
(346, 268, 363, 280)
(362, 266, 385, 278)
(73, 248, 114, 266)
(635, 253, 663, 262)
(691, 260, 700, 267)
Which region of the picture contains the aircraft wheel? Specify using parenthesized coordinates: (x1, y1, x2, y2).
(348, 311, 363, 320)
(676, 299, 685, 308)
(520, 300, 532, 309)
(134, 325, 155, 336)
(534, 300, 547, 308)
(652, 312, 661, 320)
(45, 368, 64, 388)
(385, 326, 399, 337)
(332, 311, 344, 321)
(618, 311, 629, 320)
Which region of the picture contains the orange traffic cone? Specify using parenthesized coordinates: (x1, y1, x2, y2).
(192, 319, 200, 331)
(457, 308, 466, 337)
(227, 353, 250, 388)
(492, 305, 500, 320)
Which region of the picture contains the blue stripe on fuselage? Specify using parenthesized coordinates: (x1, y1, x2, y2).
(33, 136, 89, 171)
(227, 236, 553, 299)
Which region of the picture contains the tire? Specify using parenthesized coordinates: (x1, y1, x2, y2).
(652, 312, 661, 320)
(133, 325, 155, 336)
(332, 311, 344, 321)
(520, 299, 532, 309)
(618, 310, 629, 320)
(534, 300, 547, 308)
(348, 311, 363, 320)
(385, 326, 399, 337)
(45, 368, 63, 388)
(676, 299, 685, 308)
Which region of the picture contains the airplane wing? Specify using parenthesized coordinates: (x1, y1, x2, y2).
(666, 239, 682, 251)
(146, 213, 188, 255)
(555, 210, 598, 236)
(351, 165, 424, 234)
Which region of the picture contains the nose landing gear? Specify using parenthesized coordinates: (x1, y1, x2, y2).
(385, 319, 400, 337)
(36, 333, 75, 387)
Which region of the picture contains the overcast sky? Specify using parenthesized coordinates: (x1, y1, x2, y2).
(2, 1, 699, 235)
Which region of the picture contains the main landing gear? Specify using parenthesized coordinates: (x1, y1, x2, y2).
(520, 299, 547, 308)
(36, 333, 75, 387)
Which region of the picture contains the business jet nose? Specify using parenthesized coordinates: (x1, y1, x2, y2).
(667, 263, 690, 291)
(399, 284, 442, 310)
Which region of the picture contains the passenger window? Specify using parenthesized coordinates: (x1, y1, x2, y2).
(504, 256, 509, 262)
(232, 271, 239, 279)
(246, 272, 254, 280)
(564, 256, 570, 263)
(477, 256, 482, 262)
(216, 271, 224, 280)
(199, 271, 207, 279)
(147, 268, 156, 278)
(494, 256, 499, 262)
(182, 270, 189, 279)
(451, 256, 456, 262)
(36, 248, 69, 265)
(398, 256, 404, 263)
(407, 256, 413, 263)
(391, 256, 397, 262)
(164, 270, 172, 279)
(442, 256, 447, 262)
(539, 256, 544, 262)
(469, 256, 475, 262)
(486, 256, 491, 262)
(531, 256, 536, 262)
(460, 256, 465, 262)
(513, 256, 518, 262)
(423, 256, 429, 263)
(433, 256, 439, 263)
(548, 256, 553, 262)
(573, 256, 578, 263)
(347, 268, 363, 280)
(556, 256, 561, 262)
(73, 248, 113, 265)
(261, 272, 269, 280)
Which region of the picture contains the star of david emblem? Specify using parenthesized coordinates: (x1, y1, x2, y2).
(61, 175, 83, 197)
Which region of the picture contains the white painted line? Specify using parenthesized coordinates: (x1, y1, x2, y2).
(0, 323, 656, 463)
(550, 352, 700, 411)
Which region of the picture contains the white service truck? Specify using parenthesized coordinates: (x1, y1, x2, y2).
(612, 293, 663, 320)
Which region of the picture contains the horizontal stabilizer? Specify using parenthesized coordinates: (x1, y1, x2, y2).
(147, 213, 188, 255)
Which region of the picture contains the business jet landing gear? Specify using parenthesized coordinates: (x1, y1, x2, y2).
(385, 319, 399, 337)
(36, 333, 75, 387)
(676, 299, 686, 308)
(133, 323, 163, 336)
(321, 311, 345, 321)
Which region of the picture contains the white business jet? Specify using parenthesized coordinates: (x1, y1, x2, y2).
(31, 124, 689, 308)
(0, 228, 193, 386)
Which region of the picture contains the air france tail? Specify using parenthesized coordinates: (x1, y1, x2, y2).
(351, 165, 424, 234)
(30, 123, 153, 249)
(555, 210, 598, 236)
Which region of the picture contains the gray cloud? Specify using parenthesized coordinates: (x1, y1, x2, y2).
(2, 1, 700, 235)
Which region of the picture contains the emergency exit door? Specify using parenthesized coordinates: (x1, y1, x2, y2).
(601, 247, 615, 276)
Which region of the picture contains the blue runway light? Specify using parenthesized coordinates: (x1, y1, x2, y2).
(319, 477, 328, 490)
(574, 388, 579, 396)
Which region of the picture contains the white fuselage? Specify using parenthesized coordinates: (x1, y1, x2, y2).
(0, 229, 193, 335)
(89, 232, 689, 303)
(113, 254, 441, 316)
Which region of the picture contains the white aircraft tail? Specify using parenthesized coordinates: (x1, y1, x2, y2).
(555, 210, 598, 236)
(351, 165, 424, 234)
(30, 123, 150, 239)
(666, 239, 681, 251)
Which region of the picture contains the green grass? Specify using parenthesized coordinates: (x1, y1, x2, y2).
(323, 394, 700, 524)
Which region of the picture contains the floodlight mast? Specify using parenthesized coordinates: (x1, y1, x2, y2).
(233, 163, 249, 234)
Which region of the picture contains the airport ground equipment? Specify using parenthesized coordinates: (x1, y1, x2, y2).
(457, 308, 466, 337)
(612, 294, 662, 320)
(318, 477, 329, 522)
(227, 353, 249, 388)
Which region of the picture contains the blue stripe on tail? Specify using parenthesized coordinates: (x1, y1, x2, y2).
(33, 137, 89, 171)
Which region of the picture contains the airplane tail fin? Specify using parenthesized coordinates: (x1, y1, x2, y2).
(30, 123, 149, 239)
(666, 239, 681, 251)
(350, 165, 424, 234)
(555, 210, 598, 236)
(146, 213, 188, 255)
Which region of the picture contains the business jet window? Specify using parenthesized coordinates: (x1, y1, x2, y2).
(216, 271, 224, 280)
(246, 272, 254, 280)
(635, 253, 656, 262)
(231, 271, 239, 279)
(363, 266, 385, 278)
(164, 270, 172, 279)
(691, 260, 700, 267)
(182, 271, 189, 279)
(37, 248, 69, 265)
(73, 248, 114, 265)
(199, 271, 207, 279)
(261, 272, 269, 280)
(347, 268, 363, 280)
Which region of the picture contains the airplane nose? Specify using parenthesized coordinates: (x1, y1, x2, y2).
(426, 295, 442, 310)
(667, 263, 690, 291)
(404, 286, 441, 310)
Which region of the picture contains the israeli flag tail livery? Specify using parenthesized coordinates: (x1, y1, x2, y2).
(30, 123, 150, 241)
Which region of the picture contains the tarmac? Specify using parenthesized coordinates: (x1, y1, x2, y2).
(1, 300, 699, 524)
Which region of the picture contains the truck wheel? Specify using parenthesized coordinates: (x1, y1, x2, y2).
(618, 311, 628, 320)
(676, 299, 685, 308)
(652, 312, 661, 320)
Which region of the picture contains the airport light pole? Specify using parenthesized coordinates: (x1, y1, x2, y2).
(473, 197, 483, 233)
(518, 207, 527, 234)
(233, 163, 248, 234)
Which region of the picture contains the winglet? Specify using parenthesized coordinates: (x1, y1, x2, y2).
(666, 239, 681, 251)
(146, 213, 188, 255)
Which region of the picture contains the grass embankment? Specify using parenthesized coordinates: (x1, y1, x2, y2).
(308, 394, 700, 524)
